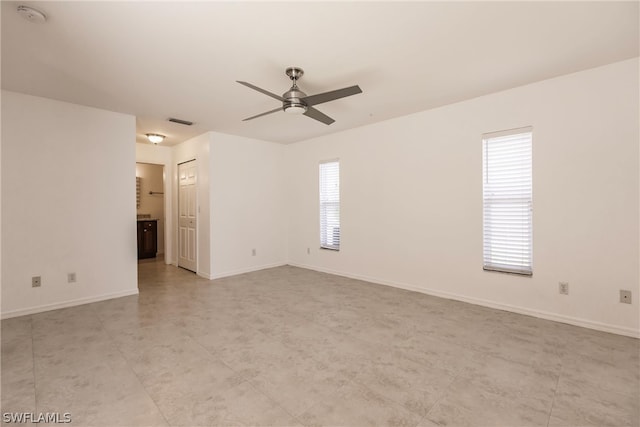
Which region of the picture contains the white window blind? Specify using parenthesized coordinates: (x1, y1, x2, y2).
(320, 160, 340, 250)
(483, 128, 532, 275)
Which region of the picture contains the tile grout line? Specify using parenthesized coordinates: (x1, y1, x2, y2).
(95, 305, 173, 427)
(181, 291, 360, 426)
(545, 357, 564, 427)
(29, 315, 37, 416)
(187, 331, 255, 383)
(278, 291, 499, 426)
(415, 318, 502, 427)
(188, 328, 305, 425)
(292, 377, 360, 424)
(416, 346, 477, 427)
(244, 378, 309, 426)
(260, 319, 369, 423)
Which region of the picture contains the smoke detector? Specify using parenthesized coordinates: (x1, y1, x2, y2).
(17, 5, 47, 23)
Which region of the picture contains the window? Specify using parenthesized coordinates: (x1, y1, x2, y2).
(320, 160, 340, 250)
(483, 128, 532, 275)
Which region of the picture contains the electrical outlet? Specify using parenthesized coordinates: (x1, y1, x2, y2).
(620, 290, 632, 304)
(559, 282, 569, 295)
(67, 272, 77, 283)
(307, 247, 310, 255)
(251, 248, 256, 256)
(32, 276, 41, 287)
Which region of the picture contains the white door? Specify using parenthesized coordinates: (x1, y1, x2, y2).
(178, 160, 197, 272)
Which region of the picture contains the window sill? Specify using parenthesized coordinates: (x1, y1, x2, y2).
(483, 267, 532, 277)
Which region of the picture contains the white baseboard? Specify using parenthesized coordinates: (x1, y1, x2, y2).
(288, 262, 640, 339)
(197, 270, 212, 280)
(209, 262, 287, 280)
(1, 288, 140, 320)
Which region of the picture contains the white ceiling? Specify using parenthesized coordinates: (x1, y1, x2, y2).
(2, 1, 638, 145)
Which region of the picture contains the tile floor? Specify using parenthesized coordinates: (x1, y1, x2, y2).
(2, 260, 639, 426)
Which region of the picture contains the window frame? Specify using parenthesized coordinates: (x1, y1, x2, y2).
(319, 159, 340, 251)
(482, 127, 533, 276)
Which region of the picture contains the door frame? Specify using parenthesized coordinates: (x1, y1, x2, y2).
(134, 147, 173, 266)
(135, 162, 167, 259)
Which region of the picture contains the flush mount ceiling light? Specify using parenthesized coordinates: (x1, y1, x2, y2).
(17, 5, 47, 23)
(146, 134, 165, 144)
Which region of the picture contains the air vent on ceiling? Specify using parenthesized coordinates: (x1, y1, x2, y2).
(168, 117, 193, 126)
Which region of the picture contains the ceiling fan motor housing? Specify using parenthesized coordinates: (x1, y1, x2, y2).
(283, 67, 307, 112)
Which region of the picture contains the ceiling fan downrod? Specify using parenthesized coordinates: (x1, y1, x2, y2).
(283, 67, 307, 114)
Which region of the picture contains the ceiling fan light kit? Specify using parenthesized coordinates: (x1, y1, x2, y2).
(237, 66, 362, 125)
(284, 105, 307, 114)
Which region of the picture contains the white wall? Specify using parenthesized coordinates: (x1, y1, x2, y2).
(285, 58, 640, 337)
(209, 132, 286, 278)
(1, 91, 138, 318)
(4, 59, 635, 339)
(169, 131, 286, 279)
(136, 143, 173, 263)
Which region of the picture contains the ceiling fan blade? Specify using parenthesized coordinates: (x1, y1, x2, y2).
(302, 85, 362, 107)
(303, 107, 335, 125)
(237, 81, 285, 101)
(242, 107, 282, 121)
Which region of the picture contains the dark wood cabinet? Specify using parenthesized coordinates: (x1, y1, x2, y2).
(137, 220, 157, 259)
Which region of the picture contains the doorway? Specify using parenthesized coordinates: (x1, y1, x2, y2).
(136, 163, 166, 260)
(178, 160, 197, 272)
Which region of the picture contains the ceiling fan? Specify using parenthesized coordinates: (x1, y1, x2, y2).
(237, 67, 362, 125)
